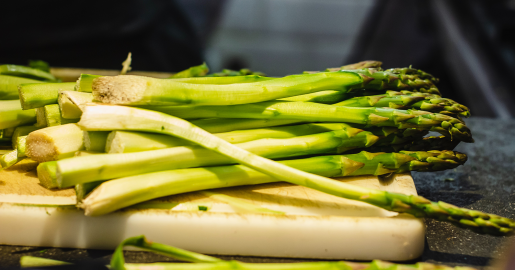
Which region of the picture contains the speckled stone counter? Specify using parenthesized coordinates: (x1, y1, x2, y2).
(1, 117, 514, 269)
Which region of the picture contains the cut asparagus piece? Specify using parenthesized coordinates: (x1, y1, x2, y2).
(75, 181, 104, 203)
(147, 100, 473, 142)
(16, 136, 27, 158)
(0, 100, 37, 129)
(334, 90, 470, 117)
(37, 161, 58, 189)
(84, 131, 109, 152)
(106, 123, 369, 153)
(18, 82, 75, 110)
(20, 256, 71, 268)
(75, 74, 101, 92)
(37, 104, 79, 127)
(170, 62, 209, 78)
(0, 149, 22, 169)
(91, 71, 363, 106)
(109, 236, 478, 270)
(76, 105, 511, 235)
(58, 126, 378, 187)
(0, 75, 43, 100)
(25, 124, 85, 162)
(81, 150, 467, 216)
(11, 125, 40, 148)
(0, 64, 56, 81)
(58, 91, 94, 119)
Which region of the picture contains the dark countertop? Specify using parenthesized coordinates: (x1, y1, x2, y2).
(1, 117, 514, 269)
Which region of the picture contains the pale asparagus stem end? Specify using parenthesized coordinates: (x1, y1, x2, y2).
(25, 133, 58, 162)
(92, 75, 146, 104)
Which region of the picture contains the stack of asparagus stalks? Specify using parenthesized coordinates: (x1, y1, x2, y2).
(2, 60, 514, 237)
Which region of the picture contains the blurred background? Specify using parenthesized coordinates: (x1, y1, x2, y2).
(2, 0, 515, 118)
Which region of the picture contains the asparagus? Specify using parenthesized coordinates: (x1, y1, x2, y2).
(108, 236, 477, 270)
(192, 118, 304, 133)
(57, 127, 378, 187)
(58, 91, 94, 119)
(105, 123, 371, 153)
(18, 82, 75, 109)
(81, 150, 466, 216)
(206, 68, 265, 77)
(147, 100, 473, 142)
(91, 71, 363, 105)
(170, 62, 209, 78)
(0, 64, 56, 81)
(279, 90, 348, 104)
(334, 90, 470, 117)
(76, 105, 511, 234)
(2, 127, 16, 138)
(20, 256, 71, 268)
(0, 100, 37, 129)
(16, 136, 27, 158)
(366, 136, 461, 153)
(0, 149, 22, 169)
(84, 131, 109, 152)
(0, 75, 43, 100)
(37, 161, 58, 189)
(36, 104, 78, 127)
(25, 124, 85, 162)
(11, 126, 39, 148)
(304, 60, 383, 74)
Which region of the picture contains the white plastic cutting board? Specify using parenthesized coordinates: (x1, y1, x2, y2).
(0, 159, 425, 261)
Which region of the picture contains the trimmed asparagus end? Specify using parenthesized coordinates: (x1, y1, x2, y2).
(92, 75, 147, 104)
(26, 124, 85, 162)
(37, 161, 58, 189)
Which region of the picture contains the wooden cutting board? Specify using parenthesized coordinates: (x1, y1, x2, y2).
(0, 158, 425, 261)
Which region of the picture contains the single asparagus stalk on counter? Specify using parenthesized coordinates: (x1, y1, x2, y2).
(169, 62, 209, 78)
(18, 82, 75, 109)
(76, 105, 511, 234)
(0, 100, 37, 129)
(84, 131, 109, 152)
(36, 104, 78, 127)
(334, 90, 470, 117)
(0, 64, 56, 81)
(106, 123, 372, 153)
(81, 150, 467, 216)
(106, 236, 477, 270)
(0, 75, 44, 100)
(147, 100, 473, 142)
(91, 71, 363, 105)
(57, 126, 378, 187)
(58, 91, 95, 119)
(11, 125, 40, 148)
(25, 124, 85, 162)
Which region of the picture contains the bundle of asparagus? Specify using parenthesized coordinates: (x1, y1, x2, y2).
(1, 60, 514, 239)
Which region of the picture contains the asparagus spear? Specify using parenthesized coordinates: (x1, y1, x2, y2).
(76, 105, 512, 234)
(0, 75, 43, 100)
(58, 91, 95, 119)
(16, 136, 27, 158)
(57, 127, 378, 187)
(105, 123, 371, 153)
(366, 136, 461, 153)
(192, 118, 304, 133)
(37, 161, 58, 189)
(0, 64, 56, 81)
(11, 125, 39, 148)
(18, 82, 75, 109)
(279, 90, 348, 104)
(25, 123, 85, 162)
(146, 100, 473, 142)
(0, 149, 22, 169)
(84, 131, 109, 152)
(108, 236, 477, 270)
(36, 104, 78, 127)
(81, 150, 467, 216)
(170, 62, 209, 78)
(334, 90, 470, 117)
(91, 71, 363, 105)
(0, 100, 37, 129)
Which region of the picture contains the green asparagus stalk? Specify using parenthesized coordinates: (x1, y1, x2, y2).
(109, 236, 477, 270)
(0, 149, 22, 169)
(76, 105, 511, 234)
(366, 136, 461, 153)
(386, 67, 439, 83)
(25, 124, 85, 162)
(334, 90, 470, 117)
(0, 100, 37, 129)
(81, 150, 466, 215)
(16, 136, 27, 158)
(18, 82, 75, 110)
(147, 100, 473, 142)
(279, 90, 348, 104)
(58, 91, 95, 119)
(91, 71, 363, 105)
(206, 68, 265, 77)
(0, 75, 43, 100)
(57, 127, 378, 187)
(84, 131, 109, 152)
(11, 125, 40, 148)
(75, 74, 102, 92)
(192, 118, 304, 133)
(36, 104, 78, 127)
(106, 123, 371, 153)
(170, 62, 209, 78)
(304, 60, 383, 74)
(75, 181, 104, 203)
(0, 64, 56, 81)
(37, 161, 58, 189)
(20, 256, 71, 268)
